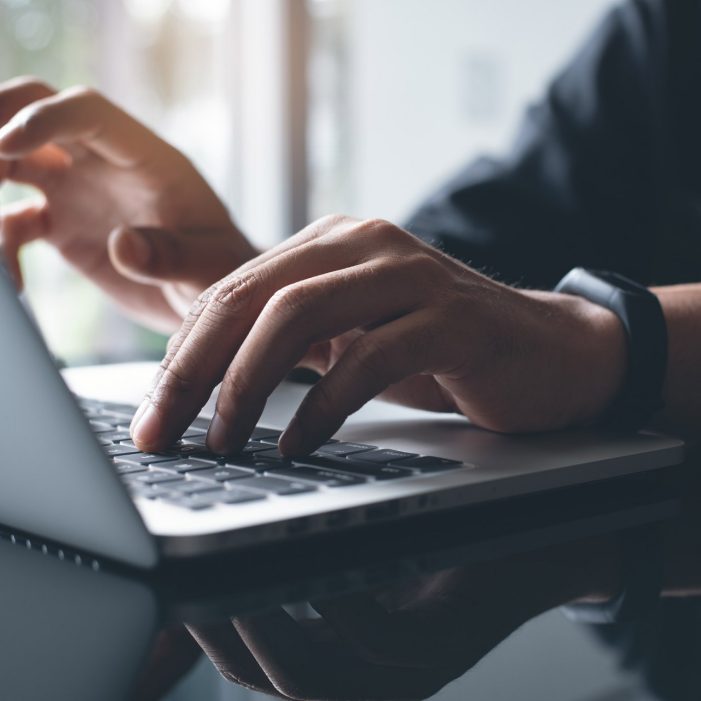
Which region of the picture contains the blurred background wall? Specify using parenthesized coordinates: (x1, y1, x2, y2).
(0, 0, 614, 363)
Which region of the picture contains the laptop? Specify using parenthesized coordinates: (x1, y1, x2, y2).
(0, 261, 685, 569)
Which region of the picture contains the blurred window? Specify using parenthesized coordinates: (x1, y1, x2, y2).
(0, 0, 615, 365)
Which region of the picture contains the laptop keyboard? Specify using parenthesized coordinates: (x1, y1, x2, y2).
(80, 398, 466, 511)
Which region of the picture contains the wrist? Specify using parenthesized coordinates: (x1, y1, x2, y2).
(530, 291, 628, 428)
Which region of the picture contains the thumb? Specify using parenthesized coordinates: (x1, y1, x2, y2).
(108, 226, 239, 288)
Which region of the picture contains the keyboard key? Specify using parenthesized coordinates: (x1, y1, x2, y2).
(167, 481, 223, 495)
(296, 454, 413, 481)
(317, 442, 377, 457)
(119, 453, 182, 466)
(266, 465, 365, 487)
(89, 420, 117, 432)
(128, 471, 185, 486)
(195, 488, 265, 505)
(101, 402, 138, 414)
(233, 476, 316, 495)
(104, 444, 141, 457)
(254, 447, 288, 461)
(127, 485, 171, 499)
(191, 466, 253, 482)
(162, 458, 219, 473)
(160, 488, 265, 509)
(352, 448, 418, 464)
(251, 427, 282, 442)
(242, 441, 273, 454)
(159, 496, 212, 510)
(174, 443, 221, 460)
(113, 462, 148, 475)
(180, 434, 209, 446)
(99, 430, 132, 443)
(390, 456, 465, 472)
(100, 410, 136, 423)
(223, 457, 270, 473)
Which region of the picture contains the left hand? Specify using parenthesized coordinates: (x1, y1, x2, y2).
(130, 215, 626, 455)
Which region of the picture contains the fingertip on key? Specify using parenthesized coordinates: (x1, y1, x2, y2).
(130, 403, 164, 451)
(278, 416, 306, 457)
(206, 413, 230, 455)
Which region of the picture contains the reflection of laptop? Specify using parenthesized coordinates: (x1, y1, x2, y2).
(0, 263, 685, 568)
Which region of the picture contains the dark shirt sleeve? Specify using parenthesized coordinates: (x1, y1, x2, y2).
(404, 0, 688, 289)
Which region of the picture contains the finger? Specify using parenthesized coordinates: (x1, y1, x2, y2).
(0, 86, 171, 167)
(0, 199, 49, 289)
(234, 609, 446, 701)
(297, 333, 457, 411)
(208, 261, 423, 454)
(130, 232, 381, 451)
(279, 310, 435, 455)
(0, 76, 55, 127)
(185, 621, 281, 697)
(0, 144, 72, 188)
(108, 226, 241, 288)
(232, 214, 360, 277)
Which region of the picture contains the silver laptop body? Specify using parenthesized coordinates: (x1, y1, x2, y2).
(0, 264, 685, 568)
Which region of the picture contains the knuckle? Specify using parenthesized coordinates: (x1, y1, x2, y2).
(151, 363, 198, 404)
(316, 212, 352, 230)
(218, 372, 250, 417)
(267, 282, 312, 319)
(348, 334, 390, 382)
(407, 251, 444, 283)
(207, 272, 258, 316)
(349, 217, 411, 249)
(64, 84, 103, 104)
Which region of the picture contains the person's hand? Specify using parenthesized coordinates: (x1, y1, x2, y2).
(0, 77, 258, 332)
(131, 214, 626, 454)
(185, 537, 621, 701)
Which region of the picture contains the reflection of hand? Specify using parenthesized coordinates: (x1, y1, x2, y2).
(186, 538, 621, 701)
(0, 77, 257, 332)
(131, 214, 625, 455)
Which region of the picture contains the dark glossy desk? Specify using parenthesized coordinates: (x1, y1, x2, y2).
(0, 469, 686, 701)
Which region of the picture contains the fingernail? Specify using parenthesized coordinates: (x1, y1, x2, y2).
(131, 403, 162, 449)
(130, 399, 149, 433)
(279, 415, 304, 456)
(207, 413, 229, 454)
(121, 229, 152, 269)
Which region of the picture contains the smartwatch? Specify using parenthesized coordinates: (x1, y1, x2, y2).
(554, 268, 668, 431)
(555, 268, 668, 622)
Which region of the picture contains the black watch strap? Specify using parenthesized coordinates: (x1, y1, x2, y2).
(554, 268, 668, 431)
